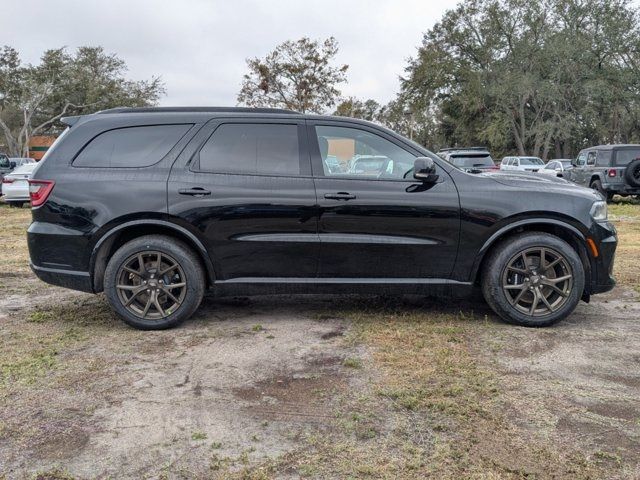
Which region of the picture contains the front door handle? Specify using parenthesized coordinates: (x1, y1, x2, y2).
(324, 192, 356, 200)
(178, 187, 211, 196)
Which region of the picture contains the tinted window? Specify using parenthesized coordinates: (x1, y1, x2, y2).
(74, 124, 191, 168)
(576, 152, 587, 166)
(596, 150, 612, 166)
(615, 148, 640, 166)
(314, 125, 415, 179)
(198, 123, 300, 175)
(519, 157, 544, 165)
(450, 154, 494, 168)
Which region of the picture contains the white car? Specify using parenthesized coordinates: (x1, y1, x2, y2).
(500, 156, 545, 172)
(1, 162, 37, 207)
(538, 159, 573, 178)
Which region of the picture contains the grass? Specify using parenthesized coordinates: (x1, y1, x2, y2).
(0, 203, 32, 275)
(609, 198, 640, 293)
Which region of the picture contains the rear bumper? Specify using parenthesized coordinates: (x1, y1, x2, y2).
(602, 183, 640, 195)
(28, 221, 94, 293)
(30, 263, 94, 293)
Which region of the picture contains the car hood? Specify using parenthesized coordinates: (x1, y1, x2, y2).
(478, 170, 601, 199)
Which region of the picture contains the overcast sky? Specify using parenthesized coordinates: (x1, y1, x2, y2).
(4, 0, 461, 108)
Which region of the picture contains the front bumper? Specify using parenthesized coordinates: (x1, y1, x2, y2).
(588, 221, 617, 294)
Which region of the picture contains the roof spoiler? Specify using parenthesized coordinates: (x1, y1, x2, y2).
(61, 115, 82, 127)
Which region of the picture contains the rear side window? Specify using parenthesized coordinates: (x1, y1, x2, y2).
(197, 123, 300, 175)
(596, 150, 612, 166)
(74, 124, 191, 168)
(615, 148, 640, 166)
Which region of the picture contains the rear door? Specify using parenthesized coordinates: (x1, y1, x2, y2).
(308, 120, 460, 279)
(167, 117, 318, 280)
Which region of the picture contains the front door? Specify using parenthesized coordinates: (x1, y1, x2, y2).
(308, 121, 460, 279)
(168, 118, 318, 280)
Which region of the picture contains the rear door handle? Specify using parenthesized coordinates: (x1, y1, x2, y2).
(324, 192, 356, 200)
(178, 187, 211, 196)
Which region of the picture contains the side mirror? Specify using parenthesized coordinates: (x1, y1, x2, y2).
(413, 157, 439, 183)
(9, 161, 16, 169)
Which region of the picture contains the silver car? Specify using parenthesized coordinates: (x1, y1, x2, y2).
(1, 163, 38, 207)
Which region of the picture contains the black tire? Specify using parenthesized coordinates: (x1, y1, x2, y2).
(624, 158, 640, 187)
(104, 235, 205, 330)
(481, 232, 585, 327)
(590, 179, 613, 202)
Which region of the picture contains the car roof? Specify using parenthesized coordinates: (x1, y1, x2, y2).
(582, 144, 640, 150)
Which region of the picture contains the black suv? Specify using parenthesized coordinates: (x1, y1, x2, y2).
(27, 107, 617, 330)
(568, 144, 640, 200)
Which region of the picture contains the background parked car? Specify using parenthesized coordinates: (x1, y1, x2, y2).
(1, 162, 38, 207)
(566, 144, 640, 201)
(539, 159, 573, 178)
(500, 156, 545, 172)
(0, 157, 36, 194)
(436, 147, 499, 173)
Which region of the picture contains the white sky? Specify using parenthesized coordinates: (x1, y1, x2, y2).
(3, 0, 461, 108)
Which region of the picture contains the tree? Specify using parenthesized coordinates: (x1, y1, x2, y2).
(0, 46, 164, 157)
(237, 37, 348, 113)
(334, 97, 382, 122)
(393, 0, 640, 159)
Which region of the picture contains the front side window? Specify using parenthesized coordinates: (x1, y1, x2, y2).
(198, 123, 300, 175)
(74, 124, 191, 168)
(576, 153, 587, 166)
(519, 157, 544, 165)
(587, 151, 597, 166)
(314, 125, 415, 179)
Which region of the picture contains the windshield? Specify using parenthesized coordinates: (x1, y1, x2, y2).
(615, 149, 640, 166)
(519, 157, 544, 165)
(450, 154, 494, 168)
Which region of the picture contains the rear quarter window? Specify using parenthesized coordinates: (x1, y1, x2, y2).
(73, 124, 191, 168)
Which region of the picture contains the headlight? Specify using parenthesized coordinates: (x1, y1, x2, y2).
(590, 200, 608, 221)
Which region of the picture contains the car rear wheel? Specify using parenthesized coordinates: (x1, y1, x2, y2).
(104, 235, 205, 330)
(481, 232, 584, 327)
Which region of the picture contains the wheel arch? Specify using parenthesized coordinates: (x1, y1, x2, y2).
(471, 218, 592, 291)
(589, 173, 604, 186)
(90, 220, 215, 293)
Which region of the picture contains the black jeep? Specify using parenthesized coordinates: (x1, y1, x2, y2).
(27, 107, 616, 330)
(568, 144, 640, 201)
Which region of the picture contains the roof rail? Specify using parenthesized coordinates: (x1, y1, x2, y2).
(96, 106, 300, 115)
(438, 146, 488, 152)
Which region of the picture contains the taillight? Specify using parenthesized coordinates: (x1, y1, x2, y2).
(28, 180, 55, 207)
(2, 177, 14, 184)
(608, 169, 616, 177)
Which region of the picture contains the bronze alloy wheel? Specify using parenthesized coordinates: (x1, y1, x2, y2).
(501, 246, 573, 317)
(115, 251, 187, 320)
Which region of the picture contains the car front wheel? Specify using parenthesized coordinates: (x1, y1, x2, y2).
(104, 235, 205, 330)
(481, 232, 585, 327)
